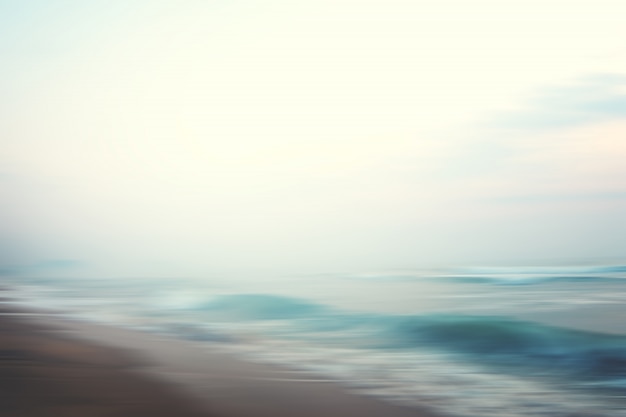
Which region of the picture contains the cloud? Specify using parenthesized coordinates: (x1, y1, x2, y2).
(453, 74, 626, 180)
(461, 119, 626, 206)
(490, 74, 626, 131)
(490, 191, 626, 205)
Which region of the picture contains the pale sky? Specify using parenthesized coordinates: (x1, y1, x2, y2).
(3, 0, 626, 277)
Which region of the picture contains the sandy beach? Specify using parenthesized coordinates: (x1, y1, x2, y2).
(0, 307, 212, 416)
(0, 304, 438, 417)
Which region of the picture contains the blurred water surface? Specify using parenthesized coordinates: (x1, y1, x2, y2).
(6, 264, 626, 417)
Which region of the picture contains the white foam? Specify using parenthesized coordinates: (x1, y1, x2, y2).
(8, 279, 626, 417)
(218, 340, 626, 417)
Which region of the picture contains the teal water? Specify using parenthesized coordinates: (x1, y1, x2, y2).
(5, 265, 626, 417)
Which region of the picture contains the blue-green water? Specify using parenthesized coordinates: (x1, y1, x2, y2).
(5, 265, 626, 417)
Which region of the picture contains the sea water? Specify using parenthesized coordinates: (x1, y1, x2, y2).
(5, 265, 626, 417)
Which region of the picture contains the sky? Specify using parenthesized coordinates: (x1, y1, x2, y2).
(3, 0, 626, 278)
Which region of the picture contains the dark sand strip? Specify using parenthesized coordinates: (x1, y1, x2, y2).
(1, 304, 439, 417)
(43, 316, 440, 417)
(0, 309, 212, 417)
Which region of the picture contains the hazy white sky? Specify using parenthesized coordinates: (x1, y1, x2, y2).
(3, 0, 626, 277)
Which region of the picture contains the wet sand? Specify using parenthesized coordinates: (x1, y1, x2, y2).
(0, 305, 438, 417)
(0, 308, 211, 416)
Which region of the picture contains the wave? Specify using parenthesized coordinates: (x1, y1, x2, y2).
(9, 278, 626, 416)
(190, 294, 327, 320)
(438, 274, 618, 285)
(9, 278, 626, 383)
(436, 265, 626, 285)
(340, 265, 626, 285)
(388, 315, 626, 378)
(456, 265, 626, 275)
(283, 312, 626, 380)
(162, 292, 626, 378)
(185, 293, 626, 380)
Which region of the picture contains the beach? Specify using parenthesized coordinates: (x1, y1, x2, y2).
(0, 304, 437, 417)
(0, 306, 211, 417)
(5, 273, 626, 417)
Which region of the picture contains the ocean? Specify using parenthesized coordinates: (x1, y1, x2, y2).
(5, 264, 626, 417)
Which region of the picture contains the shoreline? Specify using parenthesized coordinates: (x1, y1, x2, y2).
(0, 306, 211, 417)
(0, 304, 439, 417)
